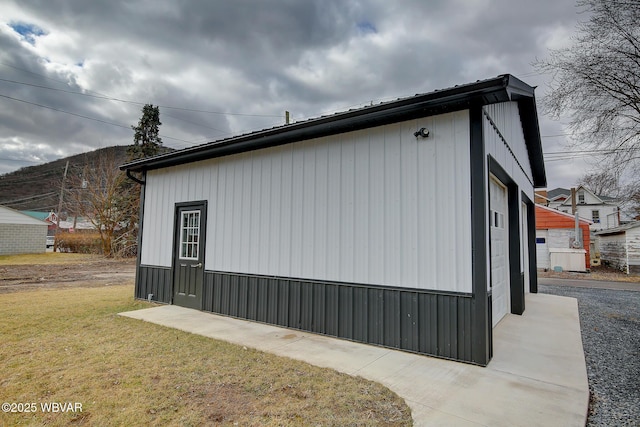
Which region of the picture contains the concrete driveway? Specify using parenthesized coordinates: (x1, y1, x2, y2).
(120, 292, 589, 426)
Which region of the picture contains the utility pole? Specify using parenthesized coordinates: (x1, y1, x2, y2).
(285, 111, 290, 125)
(54, 161, 69, 253)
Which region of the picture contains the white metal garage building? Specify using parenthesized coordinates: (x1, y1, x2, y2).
(121, 75, 546, 365)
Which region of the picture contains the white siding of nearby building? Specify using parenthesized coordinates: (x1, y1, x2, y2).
(598, 225, 640, 274)
(140, 110, 473, 293)
(598, 233, 628, 273)
(0, 206, 48, 255)
(536, 228, 582, 270)
(629, 227, 640, 273)
(536, 230, 549, 269)
(575, 205, 618, 231)
(547, 228, 580, 249)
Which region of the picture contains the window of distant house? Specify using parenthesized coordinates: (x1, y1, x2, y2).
(578, 192, 585, 204)
(592, 210, 600, 223)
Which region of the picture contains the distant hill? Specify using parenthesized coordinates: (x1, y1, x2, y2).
(0, 146, 169, 212)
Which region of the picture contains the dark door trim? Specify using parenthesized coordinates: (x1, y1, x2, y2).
(488, 156, 524, 316)
(469, 104, 491, 365)
(172, 200, 207, 309)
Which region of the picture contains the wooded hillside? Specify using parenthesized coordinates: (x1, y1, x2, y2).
(0, 146, 131, 212)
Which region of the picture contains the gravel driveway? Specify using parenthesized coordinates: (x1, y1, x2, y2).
(538, 283, 639, 426)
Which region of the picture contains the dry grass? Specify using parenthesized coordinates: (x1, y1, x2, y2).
(0, 252, 103, 266)
(538, 265, 640, 283)
(0, 285, 412, 426)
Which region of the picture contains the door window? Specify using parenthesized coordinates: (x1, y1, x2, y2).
(180, 210, 200, 260)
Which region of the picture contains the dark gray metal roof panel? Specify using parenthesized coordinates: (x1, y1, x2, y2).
(121, 74, 546, 187)
(547, 188, 571, 199)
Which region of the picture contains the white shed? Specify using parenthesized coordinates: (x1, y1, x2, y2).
(0, 205, 48, 255)
(121, 75, 546, 365)
(596, 222, 640, 274)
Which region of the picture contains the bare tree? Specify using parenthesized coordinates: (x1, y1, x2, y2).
(577, 170, 621, 197)
(66, 151, 131, 257)
(535, 0, 640, 176)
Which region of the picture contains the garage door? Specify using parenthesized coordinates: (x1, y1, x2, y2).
(490, 176, 509, 327)
(522, 202, 530, 293)
(536, 230, 549, 270)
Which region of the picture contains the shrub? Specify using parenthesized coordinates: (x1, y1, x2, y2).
(56, 232, 102, 254)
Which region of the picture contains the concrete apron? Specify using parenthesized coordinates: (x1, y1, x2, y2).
(120, 293, 589, 426)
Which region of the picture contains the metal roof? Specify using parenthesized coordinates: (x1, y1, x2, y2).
(0, 205, 49, 226)
(595, 221, 640, 235)
(121, 74, 546, 187)
(535, 204, 593, 224)
(547, 188, 571, 199)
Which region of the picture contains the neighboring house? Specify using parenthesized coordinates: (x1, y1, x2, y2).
(0, 205, 48, 255)
(21, 211, 95, 233)
(120, 74, 546, 366)
(545, 186, 620, 231)
(595, 222, 640, 274)
(535, 204, 591, 271)
(21, 210, 58, 234)
(58, 217, 96, 232)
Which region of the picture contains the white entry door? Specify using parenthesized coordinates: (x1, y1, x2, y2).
(490, 176, 509, 327)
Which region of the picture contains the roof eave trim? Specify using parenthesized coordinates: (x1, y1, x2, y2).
(121, 74, 540, 174)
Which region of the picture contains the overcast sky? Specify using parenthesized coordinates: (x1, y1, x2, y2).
(1, 0, 589, 189)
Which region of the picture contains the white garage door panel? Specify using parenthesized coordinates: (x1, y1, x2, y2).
(522, 203, 530, 293)
(490, 177, 509, 327)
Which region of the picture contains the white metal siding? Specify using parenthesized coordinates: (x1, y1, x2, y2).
(483, 102, 533, 194)
(140, 110, 473, 292)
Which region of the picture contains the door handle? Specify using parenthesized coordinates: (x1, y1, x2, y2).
(191, 263, 202, 268)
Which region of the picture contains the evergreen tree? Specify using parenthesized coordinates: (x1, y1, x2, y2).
(129, 104, 163, 159)
(118, 104, 164, 256)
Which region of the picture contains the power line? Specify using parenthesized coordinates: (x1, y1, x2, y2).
(0, 157, 44, 163)
(0, 92, 195, 144)
(0, 192, 57, 204)
(0, 76, 283, 118)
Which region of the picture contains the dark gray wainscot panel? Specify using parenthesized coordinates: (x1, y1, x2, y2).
(137, 265, 172, 303)
(203, 271, 474, 363)
(136, 266, 475, 363)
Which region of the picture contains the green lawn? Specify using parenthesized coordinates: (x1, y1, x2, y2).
(0, 284, 412, 426)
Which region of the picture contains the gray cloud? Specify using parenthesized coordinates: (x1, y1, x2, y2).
(0, 0, 582, 189)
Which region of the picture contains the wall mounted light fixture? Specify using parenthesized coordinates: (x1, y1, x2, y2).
(414, 127, 429, 138)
